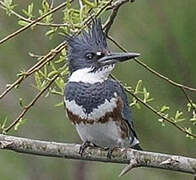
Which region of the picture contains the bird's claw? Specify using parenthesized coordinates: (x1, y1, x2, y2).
(79, 141, 92, 156)
(106, 147, 115, 159)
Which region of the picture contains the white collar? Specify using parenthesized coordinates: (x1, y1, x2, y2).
(69, 65, 115, 84)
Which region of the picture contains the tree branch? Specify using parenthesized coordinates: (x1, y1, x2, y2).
(104, 0, 136, 34)
(0, 134, 195, 177)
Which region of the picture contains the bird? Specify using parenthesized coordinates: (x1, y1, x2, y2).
(64, 18, 141, 158)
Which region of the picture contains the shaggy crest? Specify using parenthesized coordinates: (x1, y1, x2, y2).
(65, 18, 108, 73)
(65, 18, 107, 54)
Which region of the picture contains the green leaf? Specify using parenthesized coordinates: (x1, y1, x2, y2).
(60, 68, 69, 77)
(171, 110, 185, 123)
(4, 0, 12, 5)
(187, 102, 196, 112)
(44, 65, 48, 76)
(135, 103, 141, 109)
(3, 0, 16, 15)
(55, 77, 65, 89)
(0, 117, 8, 129)
(61, 48, 67, 56)
(39, 0, 53, 23)
(38, 9, 43, 16)
(6, 84, 11, 88)
(130, 98, 141, 109)
(48, 70, 58, 78)
(22, 3, 34, 19)
(14, 118, 26, 131)
(45, 27, 58, 39)
(18, 20, 29, 27)
(55, 101, 64, 107)
(34, 72, 42, 90)
(135, 80, 142, 94)
(38, 70, 47, 78)
(130, 98, 137, 107)
(50, 62, 57, 71)
(41, 80, 47, 89)
(17, 70, 27, 77)
(55, 56, 65, 64)
(158, 118, 165, 127)
(175, 110, 183, 119)
(160, 105, 170, 113)
(19, 98, 24, 108)
(42, 0, 50, 11)
(28, 3, 34, 14)
(190, 111, 196, 125)
(185, 127, 194, 139)
(50, 89, 63, 96)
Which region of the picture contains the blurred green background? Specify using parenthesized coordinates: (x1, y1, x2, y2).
(0, 0, 196, 179)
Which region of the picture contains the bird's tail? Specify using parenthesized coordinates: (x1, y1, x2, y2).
(132, 143, 143, 151)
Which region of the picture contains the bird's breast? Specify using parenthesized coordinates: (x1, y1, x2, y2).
(65, 93, 120, 122)
(65, 96, 130, 146)
(64, 81, 134, 147)
(75, 119, 130, 148)
(64, 81, 129, 133)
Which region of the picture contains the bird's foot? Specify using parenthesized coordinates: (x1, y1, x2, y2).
(106, 147, 116, 159)
(79, 141, 94, 156)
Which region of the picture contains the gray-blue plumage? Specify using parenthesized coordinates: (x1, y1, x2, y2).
(65, 19, 107, 74)
(65, 79, 137, 140)
(64, 18, 141, 150)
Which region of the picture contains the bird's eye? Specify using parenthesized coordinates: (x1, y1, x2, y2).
(86, 53, 94, 60)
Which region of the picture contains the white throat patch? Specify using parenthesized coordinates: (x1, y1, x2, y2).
(69, 65, 115, 84)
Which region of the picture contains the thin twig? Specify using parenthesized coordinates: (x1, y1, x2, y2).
(107, 35, 196, 92)
(181, 88, 196, 112)
(104, 0, 135, 34)
(0, 3, 69, 27)
(3, 75, 59, 133)
(107, 0, 132, 10)
(0, 134, 196, 177)
(104, 1, 124, 34)
(0, 1, 72, 45)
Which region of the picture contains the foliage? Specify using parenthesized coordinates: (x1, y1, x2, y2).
(0, 0, 196, 179)
(0, 0, 195, 138)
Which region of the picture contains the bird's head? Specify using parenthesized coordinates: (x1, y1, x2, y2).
(65, 19, 140, 83)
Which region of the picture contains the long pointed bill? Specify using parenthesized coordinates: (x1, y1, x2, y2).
(98, 52, 140, 66)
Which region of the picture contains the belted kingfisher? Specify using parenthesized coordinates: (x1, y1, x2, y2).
(64, 19, 141, 157)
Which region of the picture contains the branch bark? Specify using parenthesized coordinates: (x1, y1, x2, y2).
(0, 134, 195, 177)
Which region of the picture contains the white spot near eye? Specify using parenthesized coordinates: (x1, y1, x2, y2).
(96, 51, 102, 56)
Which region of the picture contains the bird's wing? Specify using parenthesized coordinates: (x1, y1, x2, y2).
(109, 79, 139, 140)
